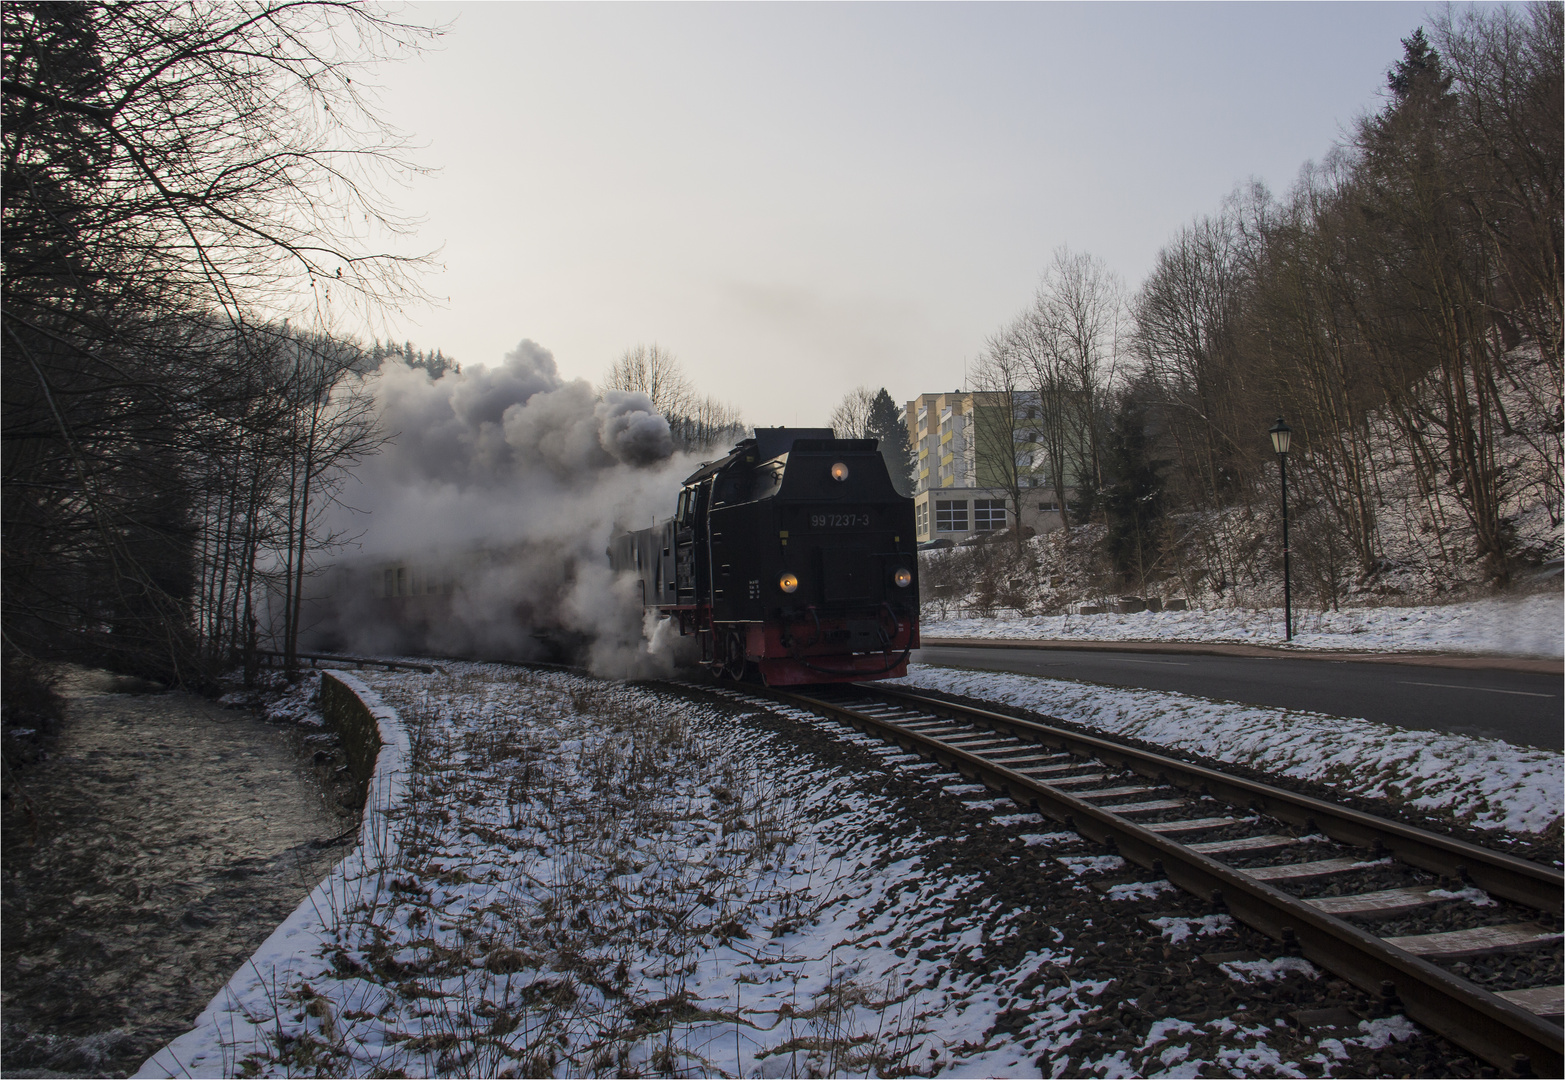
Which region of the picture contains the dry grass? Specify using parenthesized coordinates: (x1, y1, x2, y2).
(223, 667, 929, 1077)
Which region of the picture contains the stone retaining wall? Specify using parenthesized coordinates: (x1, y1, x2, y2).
(320, 672, 383, 788)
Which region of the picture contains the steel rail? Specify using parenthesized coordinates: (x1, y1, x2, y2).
(766, 685, 1564, 1075)
(870, 685, 1563, 915)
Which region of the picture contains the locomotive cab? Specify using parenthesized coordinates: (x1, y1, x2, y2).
(612, 426, 920, 685)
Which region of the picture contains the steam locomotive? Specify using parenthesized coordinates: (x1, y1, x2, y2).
(610, 427, 920, 685)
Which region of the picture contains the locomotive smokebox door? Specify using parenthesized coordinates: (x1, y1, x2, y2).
(818, 547, 874, 603)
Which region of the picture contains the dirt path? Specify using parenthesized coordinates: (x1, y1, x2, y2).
(1, 669, 353, 1078)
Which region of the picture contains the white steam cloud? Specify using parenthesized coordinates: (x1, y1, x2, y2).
(311, 339, 707, 676)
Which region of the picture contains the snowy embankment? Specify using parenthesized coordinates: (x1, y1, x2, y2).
(134, 661, 1549, 1077)
(889, 665, 1562, 837)
(924, 591, 1564, 659)
(137, 665, 1115, 1078)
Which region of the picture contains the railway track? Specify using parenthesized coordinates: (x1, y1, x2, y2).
(755, 681, 1563, 1075)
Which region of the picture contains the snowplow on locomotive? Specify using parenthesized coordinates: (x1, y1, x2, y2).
(610, 427, 920, 685)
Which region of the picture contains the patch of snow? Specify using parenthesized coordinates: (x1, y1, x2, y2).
(1103, 880, 1177, 901)
(1219, 957, 1320, 984)
(1018, 830, 1077, 846)
(1427, 886, 1497, 906)
(1056, 855, 1127, 876)
(924, 592, 1563, 659)
(1146, 914, 1235, 944)
(1350, 1014, 1421, 1050)
(1139, 1017, 1199, 1050)
(1214, 1042, 1307, 1077)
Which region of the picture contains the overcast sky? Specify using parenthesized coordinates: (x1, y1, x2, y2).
(371, 2, 1434, 426)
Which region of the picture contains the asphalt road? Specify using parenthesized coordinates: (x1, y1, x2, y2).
(912, 645, 1565, 751)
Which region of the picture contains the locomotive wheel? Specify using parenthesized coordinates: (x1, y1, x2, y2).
(722, 630, 748, 681)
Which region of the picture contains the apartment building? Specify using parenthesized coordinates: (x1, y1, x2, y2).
(903, 390, 1071, 545)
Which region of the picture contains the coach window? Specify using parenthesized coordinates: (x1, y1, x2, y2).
(935, 500, 968, 532)
(974, 499, 1006, 531)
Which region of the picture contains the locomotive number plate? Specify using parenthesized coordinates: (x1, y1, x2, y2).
(810, 512, 871, 529)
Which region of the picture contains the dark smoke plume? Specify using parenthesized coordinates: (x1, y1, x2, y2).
(309, 339, 708, 674)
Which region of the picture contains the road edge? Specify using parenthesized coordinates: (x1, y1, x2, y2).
(917, 637, 1563, 675)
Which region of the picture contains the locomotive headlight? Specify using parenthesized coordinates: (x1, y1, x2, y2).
(779, 572, 799, 593)
(893, 567, 913, 588)
(830, 461, 850, 482)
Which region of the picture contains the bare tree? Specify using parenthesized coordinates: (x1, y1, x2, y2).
(1035, 247, 1128, 507)
(829, 385, 876, 438)
(1003, 248, 1126, 532)
(602, 343, 695, 419)
(272, 334, 385, 670)
(1432, 3, 1563, 371)
(2, 2, 437, 684)
(996, 312, 1070, 533)
(602, 344, 746, 450)
(1132, 197, 1263, 511)
(670, 394, 747, 451)
(968, 339, 1032, 550)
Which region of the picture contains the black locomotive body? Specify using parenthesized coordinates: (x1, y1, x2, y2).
(610, 427, 920, 684)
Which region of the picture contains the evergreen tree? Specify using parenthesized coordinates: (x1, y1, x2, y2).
(865, 388, 915, 496)
(1101, 395, 1165, 587)
(1388, 27, 1450, 100)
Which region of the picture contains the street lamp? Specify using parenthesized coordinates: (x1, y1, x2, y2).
(1269, 417, 1293, 642)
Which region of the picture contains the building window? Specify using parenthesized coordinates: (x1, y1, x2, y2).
(935, 500, 968, 532)
(973, 499, 1007, 531)
(916, 502, 930, 535)
(1038, 501, 1059, 513)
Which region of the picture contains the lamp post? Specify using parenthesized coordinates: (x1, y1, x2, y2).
(1269, 417, 1293, 642)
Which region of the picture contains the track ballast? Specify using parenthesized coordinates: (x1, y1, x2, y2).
(756, 681, 1564, 1075)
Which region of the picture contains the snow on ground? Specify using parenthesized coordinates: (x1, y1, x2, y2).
(134, 662, 1474, 1078)
(139, 665, 1122, 1078)
(924, 591, 1564, 658)
(889, 665, 1563, 836)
